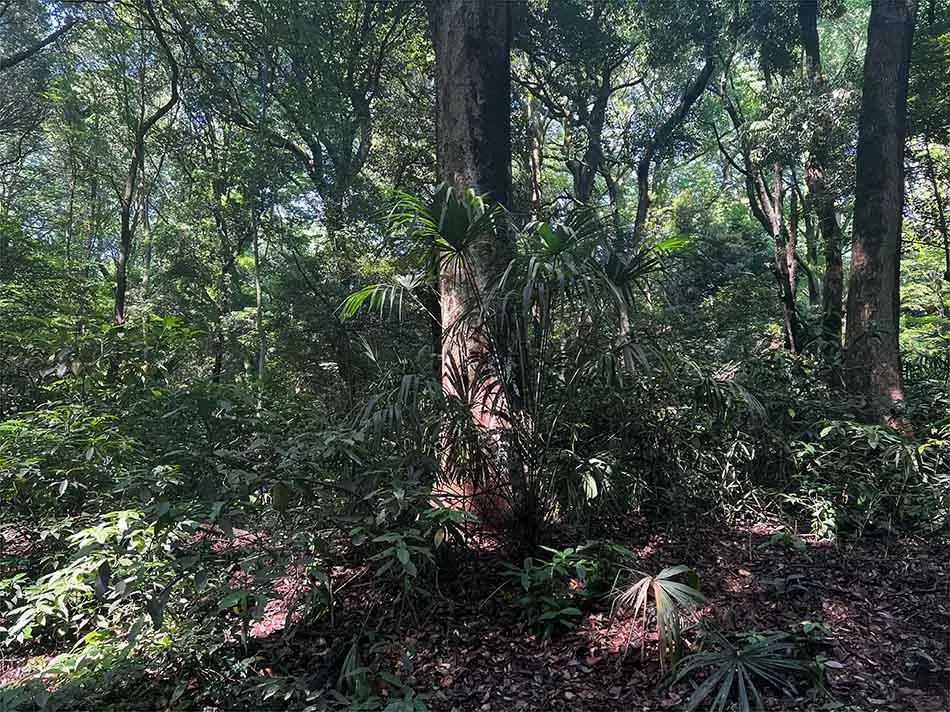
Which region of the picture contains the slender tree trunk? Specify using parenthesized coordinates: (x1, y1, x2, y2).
(527, 97, 543, 218)
(803, 198, 820, 306)
(719, 83, 803, 352)
(112, 0, 179, 326)
(115, 146, 139, 326)
(843, 0, 918, 422)
(768, 164, 801, 353)
(799, 0, 844, 372)
(568, 75, 609, 204)
(789, 188, 799, 299)
(212, 250, 233, 383)
(139, 167, 152, 297)
(253, 215, 266, 381)
(0, 189, 9, 276)
(922, 142, 950, 281)
(83, 163, 98, 279)
(65, 164, 77, 263)
(633, 58, 714, 243)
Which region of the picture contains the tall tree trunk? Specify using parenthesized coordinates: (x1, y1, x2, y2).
(843, 0, 918, 422)
(799, 0, 844, 374)
(115, 147, 138, 326)
(426, 0, 524, 533)
(139, 163, 152, 297)
(112, 0, 179, 326)
(83, 160, 98, 280)
(803, 197, 820, 306)
(789, 187, 799, 299)
(922, 142, 950, 281)
(527, 97, 543, 218)
(253, 213, 266, 381)
(428, 1, 511, 206)
(65, 164, 77, 263)
(568, 74, 609, 204)
(427, 0, 514, 392)
(718, 83, 803, 352)
(768, 164, 801, 353)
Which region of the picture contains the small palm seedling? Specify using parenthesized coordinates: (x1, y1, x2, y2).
(674, 631, 812, 712)
(611, 565, 705, 669)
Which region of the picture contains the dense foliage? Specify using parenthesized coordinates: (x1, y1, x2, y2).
(0, 1, 947, 710)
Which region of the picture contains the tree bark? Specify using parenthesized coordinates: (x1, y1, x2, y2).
(567, 73, 609, 204)
(527, 97, 543, 218)
(426, 0, 524, 532)
(717, 83, 803, 352)
(768, 164, 801, 353)
(427, 0, 514, 393)
(843, 0, 918, 421)
(253, 215, 266, 381)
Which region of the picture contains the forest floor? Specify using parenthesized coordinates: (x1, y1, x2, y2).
(249, 522, 950, 712)
(2, 522, 948, 711)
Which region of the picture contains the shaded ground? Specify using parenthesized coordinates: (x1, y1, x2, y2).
(244, 524, 950, 711)
(2, 523, 948, 711)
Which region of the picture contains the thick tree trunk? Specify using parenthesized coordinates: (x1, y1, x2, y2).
(427, 0, 526, 534)
(427, 0, 514, 396)
(843, 0, 917, 421)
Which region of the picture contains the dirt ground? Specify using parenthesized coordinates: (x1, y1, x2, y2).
(2, 523, 948, 711)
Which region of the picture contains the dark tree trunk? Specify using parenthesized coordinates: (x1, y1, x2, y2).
(633, 58, 714, 243)
(798, 0, 821, 83)
(112, 0, 179, 326)
(426, 0, 514, 391)
(843, 0, 918, 422)
(803, 195, 820, 306)
(567, 75, 609, 205)
(427, 0, 527, 535)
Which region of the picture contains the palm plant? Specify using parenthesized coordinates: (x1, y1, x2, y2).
(673, 631, 812, 712)
(611, 565, 705, 669)
(339, 185, 673, 542)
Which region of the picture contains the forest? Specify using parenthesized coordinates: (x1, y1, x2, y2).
(0, 0, 948, 710)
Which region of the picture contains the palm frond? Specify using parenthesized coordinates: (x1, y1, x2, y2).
(612, 565, 705, 669)
(676, 632, 812, 712)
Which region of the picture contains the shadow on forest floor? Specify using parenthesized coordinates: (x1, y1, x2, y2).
(2, 522, 948, 711)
